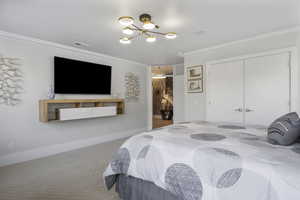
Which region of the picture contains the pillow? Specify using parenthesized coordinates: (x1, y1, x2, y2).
(267, 112, 300, 146)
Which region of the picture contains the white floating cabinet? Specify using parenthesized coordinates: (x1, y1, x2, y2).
(59, 106, 117, 121)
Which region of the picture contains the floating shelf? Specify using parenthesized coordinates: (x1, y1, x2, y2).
(39, 99, 125, 122)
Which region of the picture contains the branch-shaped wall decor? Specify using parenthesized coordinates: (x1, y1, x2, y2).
(125, 72, 140, 101)
(0, 54, 23, 106)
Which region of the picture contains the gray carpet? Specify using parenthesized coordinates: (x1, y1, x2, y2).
(0, 138, 126, 200)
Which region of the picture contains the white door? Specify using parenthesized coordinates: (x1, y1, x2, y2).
(206, 60, 244, 123)
(244, 53, 290, 125)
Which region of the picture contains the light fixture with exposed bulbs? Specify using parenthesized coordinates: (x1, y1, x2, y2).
(118, 13, 177, 44)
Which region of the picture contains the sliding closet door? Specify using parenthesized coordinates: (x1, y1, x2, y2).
(206, 61, 244, 123)
(244, 53, 290, 125)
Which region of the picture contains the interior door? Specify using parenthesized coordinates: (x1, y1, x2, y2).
(206, 60, 244, 123)
(244, 52, 290, 125)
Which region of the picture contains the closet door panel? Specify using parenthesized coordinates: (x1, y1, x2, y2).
(244, 53, 290, 125)
(207, 61, 244, 123)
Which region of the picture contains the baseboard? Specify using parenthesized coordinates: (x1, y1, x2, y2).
(0, 128, 146, 168)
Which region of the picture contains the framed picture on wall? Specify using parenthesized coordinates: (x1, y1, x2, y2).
(187, 79, 203, 93)
(186, 65, 204, 93)
(187, 65, 203, 80)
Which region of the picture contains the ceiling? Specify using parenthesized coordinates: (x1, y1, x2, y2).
(1, 0, 300, 65)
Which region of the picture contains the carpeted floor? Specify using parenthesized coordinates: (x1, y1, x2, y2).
(0, 138, 126, 200)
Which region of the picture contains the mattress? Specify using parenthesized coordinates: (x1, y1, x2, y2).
(103, 121, 300, 200)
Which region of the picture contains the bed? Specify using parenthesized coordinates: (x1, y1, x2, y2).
(103, 121, 300, 200)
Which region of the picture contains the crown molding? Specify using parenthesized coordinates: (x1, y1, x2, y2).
(0, 30, 147, 66)
(184, 26, 300, 56)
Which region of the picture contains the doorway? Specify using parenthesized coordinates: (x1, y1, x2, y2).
(152, 66, 174, 129)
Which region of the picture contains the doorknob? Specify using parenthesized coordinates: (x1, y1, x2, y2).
(234, 108, 243, 112)
(245, 108, 254, 112)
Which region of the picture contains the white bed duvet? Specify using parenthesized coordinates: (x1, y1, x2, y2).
(103, 121, 300, 200)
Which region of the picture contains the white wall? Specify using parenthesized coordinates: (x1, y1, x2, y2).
(173, 75, 185, 122)
(297, 33, 300, 91)
(0, 32, 148, 165)
(173, 63, 185, 122)
(184, 30, 300, 121)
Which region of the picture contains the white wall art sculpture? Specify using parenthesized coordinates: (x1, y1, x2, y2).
(0, 54, 23, 106)
(125, 72, 140, 101)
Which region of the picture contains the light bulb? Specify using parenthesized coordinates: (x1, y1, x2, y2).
(143, 21, 155, 30)
(118, 16, 134, 26)
(119, 37, 131, 44)
(165, 32, 177, 39)
(122, 27, 134, 35)
(152, 75, 166, 79)
(146, 36, 156, 43)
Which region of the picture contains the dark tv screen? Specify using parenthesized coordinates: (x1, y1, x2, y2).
(54, 57, 111, 94)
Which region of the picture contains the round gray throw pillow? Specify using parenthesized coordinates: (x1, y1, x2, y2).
(267, 112, 300, 146)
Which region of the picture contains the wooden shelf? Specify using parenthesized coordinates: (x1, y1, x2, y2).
(39, 98, 125, 122)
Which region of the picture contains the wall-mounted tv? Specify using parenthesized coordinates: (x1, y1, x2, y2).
(54, 56, 111, 94)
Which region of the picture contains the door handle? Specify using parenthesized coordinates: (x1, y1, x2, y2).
(245, 108, 254, 112)
(234, 108, 243, 112)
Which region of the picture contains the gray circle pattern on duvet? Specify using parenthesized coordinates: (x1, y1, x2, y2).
(230, 132, 260, 140)
(212, 148, 240, 157)
(171, 125, 188, 129)
(218, 125, 246, 129)
(240, 139, 277, 150)
(168, 125, 195, 134)
(217, 168, 243, 188)
(213, 148, 242, 188)
(193, 147, 242, 189)
(111, 148, 130, 174)
(193, 121, 211, 125)
(165, 163, 203, 200)
(191, 133, 226, 141)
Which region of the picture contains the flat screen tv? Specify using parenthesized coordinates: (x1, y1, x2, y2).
(54, 56, 111, 94)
